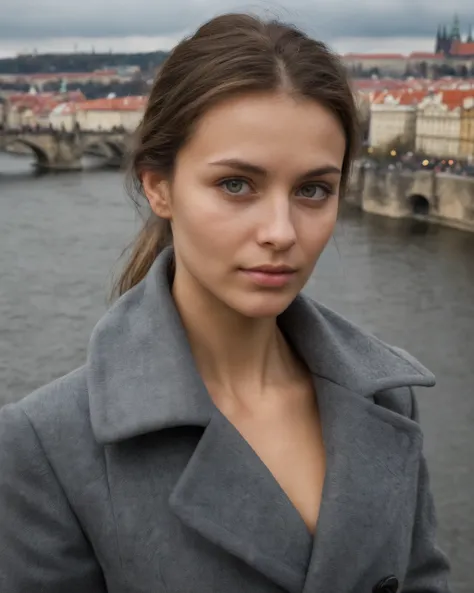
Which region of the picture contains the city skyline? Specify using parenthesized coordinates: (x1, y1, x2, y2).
(1, 0, 473, 58)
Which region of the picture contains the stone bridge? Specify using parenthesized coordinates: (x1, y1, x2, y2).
(349, 162, 474, 232)
(0, 129, 130, 170)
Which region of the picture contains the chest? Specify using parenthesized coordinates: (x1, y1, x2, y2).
(225, 401, 326, 535)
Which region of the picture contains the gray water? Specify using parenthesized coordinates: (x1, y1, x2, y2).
(1, 153, 473, 592)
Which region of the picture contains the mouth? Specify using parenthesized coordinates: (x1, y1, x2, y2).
(239, 265, 297, 288)
(246, 265, 297, 274)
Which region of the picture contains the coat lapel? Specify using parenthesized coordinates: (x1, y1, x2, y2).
(167, 375, 424, 593)
(302, 377, 423, 593)
(169, 408, 313, 593)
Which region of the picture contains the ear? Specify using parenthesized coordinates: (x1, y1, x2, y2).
(141, 170, 172, 220)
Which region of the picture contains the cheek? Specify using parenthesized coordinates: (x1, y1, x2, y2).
(171, 184, 238, 254)
(172, 183, 253, 246)
(296, 200, 338, 254)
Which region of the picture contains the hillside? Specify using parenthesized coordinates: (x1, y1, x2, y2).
(0, 51, 170, 74)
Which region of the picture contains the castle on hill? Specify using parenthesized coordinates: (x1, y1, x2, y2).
(435, 15, 474, 57)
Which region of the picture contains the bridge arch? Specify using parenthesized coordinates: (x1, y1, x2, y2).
(103, 140, 124, 158)
(83, 140, 114, 159)
(5, 139, 50, 167)
(408, 194, 431, 216)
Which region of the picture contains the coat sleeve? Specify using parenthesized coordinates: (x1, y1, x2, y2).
(0, 402, 106, 593)
(402, 389, 451, 592)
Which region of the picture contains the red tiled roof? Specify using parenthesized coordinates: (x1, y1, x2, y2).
(441, 89, 474, 109)
(7, 91, 88, 115)
(419, 89, 474, 111)
(371, 89, 425, 105)
(352, 79, 409, 93)
(398, 90, 428, 105)
(353, 83, 474, 112)
(408, 52, 445, 60)
(352, 80, 377, 89)
(371, 91, 389, 104)
(75, 96, 147, 112)
(51, 103, 77, 116)
(66, 90, 86, 102)
(450, 41, 474, 57)
(9, 93, 53, 104)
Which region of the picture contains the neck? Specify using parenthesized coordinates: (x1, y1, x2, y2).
(172, 267, 302, 412)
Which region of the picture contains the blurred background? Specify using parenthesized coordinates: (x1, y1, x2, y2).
(1, 1, 473, 591)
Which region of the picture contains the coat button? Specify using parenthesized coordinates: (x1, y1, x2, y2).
(373, 575, 399, 593)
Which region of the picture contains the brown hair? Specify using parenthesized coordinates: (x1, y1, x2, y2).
(112, 13, 360, 299)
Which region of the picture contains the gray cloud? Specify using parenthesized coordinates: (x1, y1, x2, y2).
(1, 0, 472, 43)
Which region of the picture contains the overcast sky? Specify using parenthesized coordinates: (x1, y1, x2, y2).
(1, 0, 473, 58)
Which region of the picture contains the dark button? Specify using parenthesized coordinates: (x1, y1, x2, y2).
(373, 575, 399, 593)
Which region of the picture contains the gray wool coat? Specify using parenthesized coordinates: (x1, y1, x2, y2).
(0, 247, 451, 593)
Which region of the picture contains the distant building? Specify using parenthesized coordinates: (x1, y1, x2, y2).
(49, 96, 147, 132)
(342, 14, 474, 79)
(369, 90, 427, 150)
(361, 81, 474, 160)
(4, 91, 86, 129)
(415, 91, 473, 157)
(343, 53, 407, 77)
(460, 100, 474, 160)
(435, 15, 474, 58)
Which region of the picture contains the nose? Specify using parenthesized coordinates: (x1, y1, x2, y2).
(256, 195, 296, 251)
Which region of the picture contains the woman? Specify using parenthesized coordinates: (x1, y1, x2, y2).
(0, 13, 450, 593)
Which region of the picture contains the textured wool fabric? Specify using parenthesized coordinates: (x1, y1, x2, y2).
(0, 247, 451, 592)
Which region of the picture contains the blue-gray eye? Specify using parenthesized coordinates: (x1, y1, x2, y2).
(297, 184, 329, 200)
(220, 179, 250, 195)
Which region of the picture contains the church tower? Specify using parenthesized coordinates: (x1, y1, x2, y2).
(435, 25, 442, 53)
(467, 25, 473, 43)
(442, 25, 449, 54)
(435, 23, 452, 55)
(451, 14, 461, 41)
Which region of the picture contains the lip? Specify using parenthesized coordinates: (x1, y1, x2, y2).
(240, 265, 297, 287)
(246, 265, 297, 274)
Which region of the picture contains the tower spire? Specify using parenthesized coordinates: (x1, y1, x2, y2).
(451, 13, 461, 40)
(435, 25, 441, 52)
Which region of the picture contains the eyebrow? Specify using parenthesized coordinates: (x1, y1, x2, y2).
(209, 158, 341, 178)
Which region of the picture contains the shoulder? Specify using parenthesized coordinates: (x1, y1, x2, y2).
(0, 371, 108, 592)
(1, 365, 89, 427)
(0, 366, 99, 470)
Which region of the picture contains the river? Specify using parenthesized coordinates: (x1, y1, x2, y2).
(1, 153, 473, 592)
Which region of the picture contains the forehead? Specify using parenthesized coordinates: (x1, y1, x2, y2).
(179, 92, 346, 171)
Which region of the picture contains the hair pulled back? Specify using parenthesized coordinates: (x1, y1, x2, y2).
(113, 13, 360, 299)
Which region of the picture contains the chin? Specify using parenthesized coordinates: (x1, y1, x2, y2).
(227, 292, 296, 319)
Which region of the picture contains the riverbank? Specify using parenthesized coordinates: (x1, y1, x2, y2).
(348, 161, 474, 233)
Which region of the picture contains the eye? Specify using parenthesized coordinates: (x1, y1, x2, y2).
(296, 183, 332, 201)
(218, 178, 251, 196)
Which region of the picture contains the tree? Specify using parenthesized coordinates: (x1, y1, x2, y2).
(419, 61, 428, 78)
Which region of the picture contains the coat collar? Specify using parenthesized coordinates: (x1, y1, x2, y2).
(87, 246, 435, 444)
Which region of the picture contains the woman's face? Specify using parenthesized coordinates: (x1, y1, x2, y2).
(146, 91, 346, 318)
